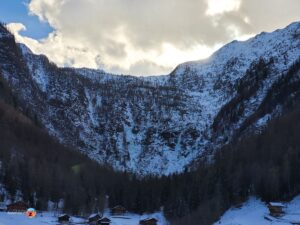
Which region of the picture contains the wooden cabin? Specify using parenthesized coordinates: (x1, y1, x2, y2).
(88, 213, 102, 224)
(0, 202, 7, 211)
(268, 202, 284, 217)
(7, 201, 28, 212)
(58, 214, 70, 223)
(140, 218, 158, 225)
(139, 218, 158, 225)
(98, 217, 111, 225)
(111, 205, 126, 215)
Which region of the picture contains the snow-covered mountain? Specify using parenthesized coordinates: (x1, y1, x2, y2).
(0, 22, 299, 175)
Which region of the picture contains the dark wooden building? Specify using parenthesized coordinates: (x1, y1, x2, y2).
(0, 202, 7, 212)
(268, 202, 284, 217)
(139, 218, 158, 225)
(111, 205, 126, 215)
(98, 217, 111, 225)
(7, 201, 28, 212)
(58, 214, 70, 223)
(89, 213, 102, 224)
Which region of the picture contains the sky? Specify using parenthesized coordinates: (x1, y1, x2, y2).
(0, 0, 52, 39)
(1, 0, 300, 76)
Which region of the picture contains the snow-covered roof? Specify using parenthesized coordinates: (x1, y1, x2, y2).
(140, 214, 160, 221)
(269, 202, 284, 207)
(89, 213, 101, 219)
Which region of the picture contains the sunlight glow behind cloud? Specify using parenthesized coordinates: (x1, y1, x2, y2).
(206, 0, 241, 16)
(7, 0, 300, 75)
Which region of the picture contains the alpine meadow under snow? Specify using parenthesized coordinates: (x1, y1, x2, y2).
(0, 211, 167, 225)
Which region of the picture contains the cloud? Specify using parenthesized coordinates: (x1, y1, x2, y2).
(239, 0, 300, 32)
(206, 0, 241, 16)
(7, 23, 27, 34)
(8, 0, 300, 75)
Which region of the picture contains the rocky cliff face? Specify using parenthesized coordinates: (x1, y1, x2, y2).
(0, 22, 299, 175)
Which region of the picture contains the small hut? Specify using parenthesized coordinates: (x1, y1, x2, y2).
(7, 201, 28, 212)
(88, 213, 102, 224)
(268, 202, 284, 217)
(139, 218, 158, 225)
(111, 205, 126, 215)
(58, 214, 70, 223)
(98, 217, 111, 225)
(0, 202, 7, 211)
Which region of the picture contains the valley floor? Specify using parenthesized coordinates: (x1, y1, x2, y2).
(0, 211, 167, 225)
(215, 195, 300, 225)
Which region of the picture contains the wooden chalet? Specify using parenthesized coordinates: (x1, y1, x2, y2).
(111, 205, 126, 215)
(268, 202, 284, 217)
(6, 201, 28, 212)
(98, 217, 111, 225)
(88, 213, 102, 224)
(0, 202, 7, 211)
(58, 214, 70, 223)
(139, 218, 158, 225)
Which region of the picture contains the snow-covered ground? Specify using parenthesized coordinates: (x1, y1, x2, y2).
(3, 196, 300, 225)
(0, 212, 80, 225)
(0, 211, 167, 225)
(214, 195, 300, 225)
(109, 212, 167, 225)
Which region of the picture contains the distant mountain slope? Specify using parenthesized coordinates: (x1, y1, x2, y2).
(0, 21, 300, 175)
(0, 73, 118, 213)
(0, 72, 167, 215)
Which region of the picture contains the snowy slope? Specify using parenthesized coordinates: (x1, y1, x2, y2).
(214, 196, 300, 225)
(0, 22, 300, 175)
(171, 22, 300, 147)
(108, 212, 167, 225)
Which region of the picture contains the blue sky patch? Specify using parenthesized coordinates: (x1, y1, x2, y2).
(0, 0, 53, 39)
